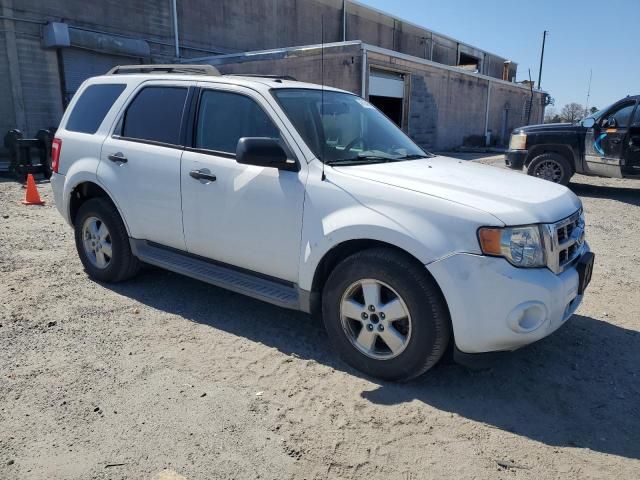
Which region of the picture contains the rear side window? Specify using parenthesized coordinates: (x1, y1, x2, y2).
(65, 84, 126, 134)
(195, 90, 279, 154)
(122, 87, 188, 145)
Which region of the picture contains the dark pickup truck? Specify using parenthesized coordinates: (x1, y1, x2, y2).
(505, 95, 640, 185)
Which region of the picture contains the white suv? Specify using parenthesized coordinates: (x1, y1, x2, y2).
(51, 65, 594, 381)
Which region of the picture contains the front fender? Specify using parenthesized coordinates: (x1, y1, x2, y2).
(298, 164, 497, 291)
(298, 211, 438, 291)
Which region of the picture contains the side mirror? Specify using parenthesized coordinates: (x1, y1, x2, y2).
(236, 137, 297, 171)
(582, 117, 595, 129)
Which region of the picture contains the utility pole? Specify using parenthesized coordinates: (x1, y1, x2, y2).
(342, 0, 347, 42)
(537, 30, 548, 89)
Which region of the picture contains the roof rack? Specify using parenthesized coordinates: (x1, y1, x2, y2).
(226, 74, 297, 81)
(107, 64, 220, 76)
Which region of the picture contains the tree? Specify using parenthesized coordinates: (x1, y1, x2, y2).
(589, 106, 598, 114)
(560, 103, 585, 123)
(544, 107, 562, 124)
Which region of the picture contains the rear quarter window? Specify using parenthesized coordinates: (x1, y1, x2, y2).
(65, 84, 126, 134)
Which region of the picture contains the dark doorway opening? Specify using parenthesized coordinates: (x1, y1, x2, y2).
(369, 95, 403, 127)
(458, 52, 480, 71)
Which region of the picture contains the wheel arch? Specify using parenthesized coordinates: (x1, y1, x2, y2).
(526, 144, 577, 172)
(68, 180, 130, 235)
(307, 238, 450, 321)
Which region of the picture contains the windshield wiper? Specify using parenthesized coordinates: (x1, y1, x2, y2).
(394, 154, 434, 160)
(325, 155, 396, 166)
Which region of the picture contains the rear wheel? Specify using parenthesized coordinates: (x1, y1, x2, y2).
(74, 198, 140, 282)
(322, 248, 451, 381)
(526, 152, 573, 185)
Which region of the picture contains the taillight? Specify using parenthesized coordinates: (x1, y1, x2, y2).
(51, 138, 62, 173)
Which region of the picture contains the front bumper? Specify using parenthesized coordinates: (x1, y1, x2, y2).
(427, 247, 589, 354)
(505, 149, 528, 170)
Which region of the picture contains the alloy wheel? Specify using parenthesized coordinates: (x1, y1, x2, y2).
(81, 216, 113, 269)
(533, 159, 564, 182)
(340, 279, 412, 360)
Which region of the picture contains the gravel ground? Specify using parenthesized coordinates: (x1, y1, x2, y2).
(1, 159, 639, 480)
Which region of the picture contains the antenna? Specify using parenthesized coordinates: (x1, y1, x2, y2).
(584, 69, 593, 117)
(321, 15, 326, 181)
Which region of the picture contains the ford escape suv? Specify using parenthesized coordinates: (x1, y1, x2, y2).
(51, 64, 595, 381)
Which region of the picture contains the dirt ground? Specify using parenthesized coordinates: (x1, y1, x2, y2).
(1, 157, 639, 480)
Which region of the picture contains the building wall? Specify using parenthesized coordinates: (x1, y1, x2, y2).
(365, 50, 543, 150)
(178, 0, 344, 53)
(207, 45, 545, 151)
(0, 0, 526, 158)
(203, 43, 363, 95)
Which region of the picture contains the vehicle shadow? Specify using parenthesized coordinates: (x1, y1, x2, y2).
(106, 268, 640, 460)
(571, 181, 640, 207)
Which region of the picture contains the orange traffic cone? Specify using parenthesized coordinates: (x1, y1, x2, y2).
(22, 174, 45, 205)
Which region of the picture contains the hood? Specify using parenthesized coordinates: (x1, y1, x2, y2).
(516, 122, 584, 134)
(333, 156, 582, 225)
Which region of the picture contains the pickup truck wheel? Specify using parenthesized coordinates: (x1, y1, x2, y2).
(322, 248, 451, 381)
(527, 153, 572, 185)
(74, 198, 140, 283)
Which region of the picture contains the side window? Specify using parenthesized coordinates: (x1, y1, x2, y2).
(66, 84, 126, 134)
(604, 103, 635, 128)
(632, 104, 640, 126)
(122, 86, 188, 145)
(195, 90, 280, 154)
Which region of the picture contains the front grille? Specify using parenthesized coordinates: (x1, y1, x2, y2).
(543, 210, 585, 274)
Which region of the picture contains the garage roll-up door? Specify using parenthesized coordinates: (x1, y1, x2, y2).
(61, 48, 139, 105)
(369, 70, 405, 99)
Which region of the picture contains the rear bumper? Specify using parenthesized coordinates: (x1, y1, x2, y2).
(505, 149, 528, 170)
(50, 172, 68, 224)
(427, 247, 589, 355)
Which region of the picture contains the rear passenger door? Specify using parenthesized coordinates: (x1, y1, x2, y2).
(623, 103, 640, 176)
(98, 81, 193, 250)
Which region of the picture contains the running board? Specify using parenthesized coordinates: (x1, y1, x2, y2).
(130, 239, 301, 310)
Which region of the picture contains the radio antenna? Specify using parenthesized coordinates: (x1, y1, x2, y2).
(321, 15, 326, 181)
(584, 69, 593, 117)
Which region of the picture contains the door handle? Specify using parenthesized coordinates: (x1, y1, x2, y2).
(108, 152, 128, 163)
(189, 169, 217, 182)
(610, 138, 621, 145)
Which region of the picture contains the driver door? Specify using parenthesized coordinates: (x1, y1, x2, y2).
(180, 84, 307, 283)
(585, 101, 637, 178)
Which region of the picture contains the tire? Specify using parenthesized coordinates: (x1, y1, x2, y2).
(74, 197, 140, 283)
(322, 248, 451, 381)
(526, 152, 573, 186)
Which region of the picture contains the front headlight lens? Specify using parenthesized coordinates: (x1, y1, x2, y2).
(509, 132, 527, 150)
(478, 225, 545, 267)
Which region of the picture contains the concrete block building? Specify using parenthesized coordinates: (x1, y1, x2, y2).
(0, 0, 547, 159)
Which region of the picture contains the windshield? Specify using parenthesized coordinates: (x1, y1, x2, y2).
(272, 89, 430, 165)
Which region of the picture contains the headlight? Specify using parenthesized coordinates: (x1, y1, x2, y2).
(509, 132, 527, 150)
(478, 225, 545, 268)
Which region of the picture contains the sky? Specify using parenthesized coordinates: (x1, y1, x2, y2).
(357, 0, 639, 114)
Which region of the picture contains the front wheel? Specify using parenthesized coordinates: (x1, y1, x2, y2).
(526, 153, 573, 185)
(322, 248, 451, 381)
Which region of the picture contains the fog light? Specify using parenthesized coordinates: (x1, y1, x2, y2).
(507, 301, 547, 333)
